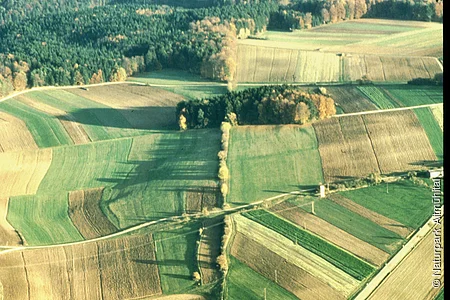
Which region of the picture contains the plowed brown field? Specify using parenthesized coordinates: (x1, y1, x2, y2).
(0, 148, 52, 198)
(0, 233, 162, 300)
(368, 221, 444, 300)
(17, 95, 91, 144)
(198, 218, 221, 284)
(68, 84, 184, 130)
(362, 110, 436, 174)
(326, 87, 378, 113)
(313, 116, 380, 182)
(0, 197, 22, 246)
(0, 111, 38, 153)
(68, 188, 117, 239)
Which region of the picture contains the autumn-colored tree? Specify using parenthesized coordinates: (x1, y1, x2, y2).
(355, 0, 368, 19)
(89, 69, 104, 84)
(325, 97, 336, 117)
(337, 1, 346, 20)
(347, 0, 356, 19)
(218, 165, 229, 181)
(192, 272, 201, 282)
(329, 5, 338, 23)
(435, 1, 443, 18)
(321, 8, 330, 23)
(178, 114, 187, 131)
(304, 12, 312, 29)
(295, 102, 311, 124)
(12, 71, 27, 91)
(108, 66, 127, 82)
(216, 254, 228, 272)
(221, 182, 228, 197)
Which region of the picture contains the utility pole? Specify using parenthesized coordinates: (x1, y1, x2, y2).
(386, 182, 389, 194)
(275, 270, 278, 283)
(311, 201, 315, 215)
(264, 288, 267, 300)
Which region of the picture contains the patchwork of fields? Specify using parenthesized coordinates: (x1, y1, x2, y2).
(0, 16, 443, 300)
(236, 44, 441, 83)
(240, 19, 443, 57)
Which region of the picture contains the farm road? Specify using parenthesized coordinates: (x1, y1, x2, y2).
(354, 205, 444, 300)
(0, 189, 314, 255)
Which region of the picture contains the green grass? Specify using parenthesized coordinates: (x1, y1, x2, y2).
(414, 108, 443, 160)
(154, 223, 201, 294)
(26, 90, 143, 140)
(7, 193, 83, 245)
(226, 256, 298, 300)
(339, 180, 435, 229)
(0, 99, 72, 148)
(357, 86, 398, 109)
(228, 125, 324, 205)
(6, 129, 220, 245)
(384, 85, 443, 107)
(307, 199, 404, 254)
(243, 210, 375, 280)
(129, 69, 221, 86)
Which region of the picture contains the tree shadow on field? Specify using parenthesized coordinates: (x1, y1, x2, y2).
(96, 129, 220, 223)
(56, 106, 178, 131)
(409, 160, 443, 169)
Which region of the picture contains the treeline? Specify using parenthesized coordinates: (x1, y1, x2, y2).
(0, 2, 278, 97)
(270, 0, 443, 30)
(176, 85, 336, 129)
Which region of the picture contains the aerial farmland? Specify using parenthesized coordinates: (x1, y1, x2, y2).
(0, 0, 443, 299)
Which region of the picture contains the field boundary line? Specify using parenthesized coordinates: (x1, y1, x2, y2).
(0, 189, 314, 254)
(333, 103, 442, 118)
(354, 206, 443, 300)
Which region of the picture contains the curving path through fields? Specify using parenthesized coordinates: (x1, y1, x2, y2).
(0, 189, 312, 254)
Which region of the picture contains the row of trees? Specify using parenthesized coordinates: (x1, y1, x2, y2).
(176, 85, 336, 129)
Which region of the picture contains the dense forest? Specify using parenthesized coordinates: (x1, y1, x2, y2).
(0, 0, 443, 97)
(176, 85, 336, 128)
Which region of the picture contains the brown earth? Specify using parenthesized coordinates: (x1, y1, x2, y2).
(368, 221, 444, 300)
(198, 217, 222, 284)
(0, 111, 38, 153)
(0, 148, 52, 198)
(17, 95, 91, 144)
(326, 87, 378, 113)
(68, 188, 117, 239)
(67, 84, 184, 130)
(328, 193, 413, 238)
(185, 185, 219, 214)
(0, 198, 22, 246)
(231, 232, 346, 300)
(363, 110, 437, 174)
(313, 116, 380, 182)
(270, 201, 389, 266)
(0, 233, 162, 300)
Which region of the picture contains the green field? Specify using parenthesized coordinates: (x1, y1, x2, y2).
(339, 180, 435, 229)
(25, 90, 146, 140)
(228, 125, 324, 205)
(226, 256, 298, 300)
(357, 86, 398, 109)
(384, 85, 443, 107)
(6, 129, 220, 244)
(7, 193, 84, 245)
(305, 199, 404, 254)
(414, 107, 443, 160)
(243, 210, 375, 280)
(0, 99, 73, 148)
(154, 223, 201, 294)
